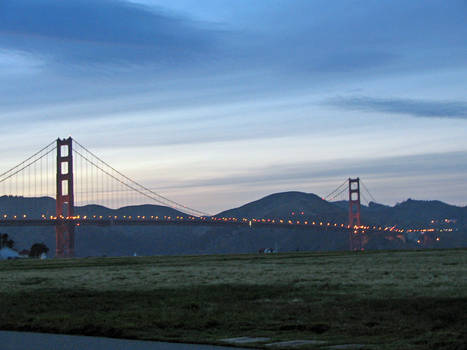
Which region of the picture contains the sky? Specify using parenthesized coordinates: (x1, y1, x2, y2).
(0, 0, 466, 214)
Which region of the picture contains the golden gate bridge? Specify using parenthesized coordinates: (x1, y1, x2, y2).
(0, 137, 435, 257)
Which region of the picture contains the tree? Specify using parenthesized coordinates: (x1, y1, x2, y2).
(0, 233, 15, 249)
(29, 243, 49, 258)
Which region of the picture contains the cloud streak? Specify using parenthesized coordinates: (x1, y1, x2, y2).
(153, 151, 467, 190)
(328, 96, 467, 120)
(0, 0, 218, 67)
(147, 150, 467, 210)
(3, 0, 466, 77)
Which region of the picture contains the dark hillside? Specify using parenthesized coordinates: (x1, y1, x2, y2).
(362, 199, 467, 229)
(217, 191, 347, 223)
(76, 204, 186, 218)
(1, 193, 466, 256)
(0, 196, 55, 218)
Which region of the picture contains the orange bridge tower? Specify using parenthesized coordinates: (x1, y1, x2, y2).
(56, 137, 75, 258)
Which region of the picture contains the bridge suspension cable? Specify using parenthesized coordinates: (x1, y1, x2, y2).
(0, 141, 57, 219)
(324, 179, 348, 201)
(72, 139, 211, 217)
(360, 180, 377, 203)
(0, 141, 55, 182)
(327, 185, 348, 202)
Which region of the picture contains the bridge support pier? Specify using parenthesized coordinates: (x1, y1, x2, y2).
(56, 137, 75, 258)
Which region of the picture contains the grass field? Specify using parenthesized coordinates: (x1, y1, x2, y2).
(1, 249, 466, 349)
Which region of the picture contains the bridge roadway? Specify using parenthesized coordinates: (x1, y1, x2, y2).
(0, 217, 417, 236)
(0, 217, 368, 232)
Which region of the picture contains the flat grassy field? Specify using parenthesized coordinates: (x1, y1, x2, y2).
(1, 249, 466, 349)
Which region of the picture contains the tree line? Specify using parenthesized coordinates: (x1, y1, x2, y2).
(1, 233, 49, 258)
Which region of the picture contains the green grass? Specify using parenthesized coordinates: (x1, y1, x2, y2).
(1, 249, 467, 349)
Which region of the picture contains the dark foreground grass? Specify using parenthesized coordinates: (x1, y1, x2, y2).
(1, 250, 467, 349)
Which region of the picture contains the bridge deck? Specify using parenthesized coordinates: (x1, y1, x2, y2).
(0, 218, 414, 235)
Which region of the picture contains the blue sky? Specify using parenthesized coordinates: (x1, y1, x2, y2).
(0, 0, 466, 213)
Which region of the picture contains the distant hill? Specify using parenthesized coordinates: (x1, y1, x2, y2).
(0, 196, 55, 218)
(217, 192, 466, 229)
(0, 193, 466, 256)
(333, 198, 467, 229)
(3, 193, 465, 228)
(217, 191, 348, 223)
(76, 204, 187, 218)
(0, 196, 186, 219)
(366, 199, 467, 227)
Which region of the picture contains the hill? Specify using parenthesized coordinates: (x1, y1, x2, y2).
(76, 204, 186, 218)
(364, 199, 467, 228)
(217, 191, 347, 223)
(0, 193, 466, 256)
(217, 192, 467, 230)
(0, 196, 55, 218)
(0, 196, 186, 219)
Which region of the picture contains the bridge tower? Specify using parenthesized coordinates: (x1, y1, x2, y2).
(348, 177, 361, 250)
(56, 137, 75, 258)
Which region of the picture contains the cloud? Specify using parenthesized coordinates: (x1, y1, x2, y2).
(143, 150, 467, 210)
(1, 0, 466, 88)
(0, 49, 43, 74)
(3, 0, 467, 77)
(222, 0, 467, 76)
(327, 96, 467, 120)
(154, 151, 467, 190)
(0, 0, 219, 67)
